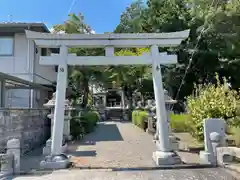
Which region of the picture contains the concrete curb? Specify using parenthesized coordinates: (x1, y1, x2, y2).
(73, 164, 215, 171)
(220, 164, 240, 175)
(0, 172, 13, 180)
(10, 164, 216, 175)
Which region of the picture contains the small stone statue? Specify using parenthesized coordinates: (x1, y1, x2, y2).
(151, 105, 156, 114)
(144, 100, 153, 112)
(135, 101, 144, 110)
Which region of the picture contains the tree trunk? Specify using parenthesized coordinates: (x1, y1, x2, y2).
(127, 89, 134, 121)
(82, 76, 89, 108)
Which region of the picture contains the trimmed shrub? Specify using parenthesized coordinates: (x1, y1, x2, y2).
(82, 111, 100, 133)
(132, 110, 148, 130)
(70, 111, 100, 138)
(186, 74, 240, 141)
(70, 116, 85, 139)
(169, 113, 191, 132)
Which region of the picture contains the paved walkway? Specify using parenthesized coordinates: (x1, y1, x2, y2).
(13, 121, 240, 179)
(12, 168, 239, 180)
(67, 121, 156, 168)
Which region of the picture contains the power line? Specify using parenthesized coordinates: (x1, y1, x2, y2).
(67, 0, 77, 15)
(61, 0, 77, 22)
(173, 27, 207, 102)
(171, 0, 217, 109)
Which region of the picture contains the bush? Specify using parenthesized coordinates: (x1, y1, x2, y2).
(82, 111, 100, 133)
(230, 127, 240, 147)
(70, 116, 85, 139)
(132, 110, 148, 130)
(186, 74, 240, 141)
(70, 111, 100, 138)
(170, 113, 191, 132)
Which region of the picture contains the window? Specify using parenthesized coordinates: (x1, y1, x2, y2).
(41, 48, 48, 56)
(0, 37, 13, 56)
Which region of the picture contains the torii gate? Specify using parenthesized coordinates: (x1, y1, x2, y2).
(26, 30, 189, 165)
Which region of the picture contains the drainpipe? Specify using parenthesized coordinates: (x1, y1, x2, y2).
(27, 25, 34, 108)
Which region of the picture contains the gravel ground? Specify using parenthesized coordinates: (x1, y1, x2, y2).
(12, 121, 239, 180)
(67, 121, 157, 168)
(12, 168, 239, 180)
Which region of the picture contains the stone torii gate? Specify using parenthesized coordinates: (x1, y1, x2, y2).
(26, 30, 189, 166)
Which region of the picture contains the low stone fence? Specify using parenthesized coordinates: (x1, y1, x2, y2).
(216, 147, 240, 165)
(0, 108, 50, 155)
(0, 139, 21, 178)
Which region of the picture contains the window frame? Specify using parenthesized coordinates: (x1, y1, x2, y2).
(0, 36, 14, 56)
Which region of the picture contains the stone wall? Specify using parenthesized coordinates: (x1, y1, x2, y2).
(0, 108, 50, 155)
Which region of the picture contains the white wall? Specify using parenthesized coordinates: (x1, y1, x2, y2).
(0, 32, 55, 108)
(0, 33, 30, 80)
(34, 47, 57, 85)
(0, 33, 57, 84)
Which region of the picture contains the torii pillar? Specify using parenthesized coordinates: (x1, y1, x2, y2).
(151, 45, 181, 165)
(51, 46, 68, 155)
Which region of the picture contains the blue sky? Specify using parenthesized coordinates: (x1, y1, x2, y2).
(0, 0, 135, 33)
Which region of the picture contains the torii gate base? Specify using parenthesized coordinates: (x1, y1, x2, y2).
(26, 29, 189, 169)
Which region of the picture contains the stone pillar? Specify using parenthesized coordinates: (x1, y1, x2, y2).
(0, 154, 14, 175)
(51, 46, 68, 155)
(151, 45, 181, 165)
(0, 80, 6, 108)
(7, 138, 20, 173)
(200, 118, 226, 165)
(63, 110, 72, 140)
(151, 46, 170, 151)
(40, 46, 71, 170)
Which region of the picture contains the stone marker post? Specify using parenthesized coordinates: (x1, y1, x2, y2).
(200, 118, 226, 165)
(7, 138, 20, 173)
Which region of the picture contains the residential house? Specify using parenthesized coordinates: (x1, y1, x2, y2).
(0, 22, 57, 108)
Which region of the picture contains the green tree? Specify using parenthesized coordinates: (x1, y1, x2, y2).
(115, 0, 146, 33)
(53, 13, 105, 108)
(103, 48, 150, 108)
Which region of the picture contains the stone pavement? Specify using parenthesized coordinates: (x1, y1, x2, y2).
(11, 121, 240, 179)
(12, 168, 240, 180)
(67, 121, 157, 168)
(67, 121, 202, 168)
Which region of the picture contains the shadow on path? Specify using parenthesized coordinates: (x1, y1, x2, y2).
(70, 122, 124, 147)
(86, 123, 124, 142)
(67, 122, 124, 159)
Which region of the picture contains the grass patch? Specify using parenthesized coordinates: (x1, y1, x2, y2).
(170, 113, 191, 133)
(227, 126, 240, 147)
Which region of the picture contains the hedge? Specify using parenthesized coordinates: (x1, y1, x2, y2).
(70, 111, 100, 139)
(132, 110, 148, 130)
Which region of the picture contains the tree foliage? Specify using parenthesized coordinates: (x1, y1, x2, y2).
(52, 0, 240, 111)
(113, 0, 240, 110)
(187, 74, 240, 140)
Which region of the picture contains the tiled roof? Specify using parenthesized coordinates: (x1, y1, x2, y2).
(0, 22, 50, 32)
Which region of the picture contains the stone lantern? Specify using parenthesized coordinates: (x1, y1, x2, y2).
(152, 90, 179, 151)
(164, 90, 179, 150)
(42, 93, 73, 155)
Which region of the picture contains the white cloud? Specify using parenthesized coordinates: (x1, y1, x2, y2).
(49, 27, 54, 33)
(49, 26, 96, 34)
(49, 27, 66, 34)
